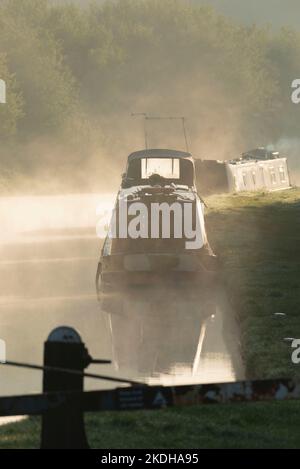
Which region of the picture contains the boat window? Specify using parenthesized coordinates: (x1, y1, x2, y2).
(260, 167, 265, 185)
(141, 158, 180, 179)
(279, 166, 286, 182)
(269, 167, 277, 184)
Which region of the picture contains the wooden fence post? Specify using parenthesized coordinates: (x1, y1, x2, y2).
(41, 326, 90, 449)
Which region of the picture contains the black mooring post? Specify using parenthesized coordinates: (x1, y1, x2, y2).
(41, 327, 90, 449)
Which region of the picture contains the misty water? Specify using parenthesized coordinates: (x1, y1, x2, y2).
(0, 193, 244, 400)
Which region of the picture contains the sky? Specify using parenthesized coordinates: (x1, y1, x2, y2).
(63, 0, 300, 30)
(196, 0, 300, 29)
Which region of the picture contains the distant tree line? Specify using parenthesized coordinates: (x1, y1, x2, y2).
(0, 0, 300, 190)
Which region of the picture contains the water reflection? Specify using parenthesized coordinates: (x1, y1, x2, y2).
(0, 193, 244, 401)
(104, 287, 244, 384)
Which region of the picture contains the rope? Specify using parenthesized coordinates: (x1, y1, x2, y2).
(2, 360, 146, 387)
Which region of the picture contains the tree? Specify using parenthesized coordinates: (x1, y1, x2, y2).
(0, 53, 23, 138)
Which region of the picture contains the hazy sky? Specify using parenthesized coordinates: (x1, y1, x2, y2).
(64, 0, 300, 30)
(197, 0, 300, 29)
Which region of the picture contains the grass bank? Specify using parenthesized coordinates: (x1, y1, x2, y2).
(1, 400, 300, 449)
(206, 188, 300, 380)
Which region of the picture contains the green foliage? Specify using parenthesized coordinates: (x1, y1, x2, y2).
(0, 0, 300, 184)
(0, 53, 23, 138)
(0, 0, 78, 137)
(2, 400, 300, 448)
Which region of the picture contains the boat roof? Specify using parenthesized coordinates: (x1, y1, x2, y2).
(128, 149, 193, 162)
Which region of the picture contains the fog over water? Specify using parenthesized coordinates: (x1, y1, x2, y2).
(0, 193, 244, 401)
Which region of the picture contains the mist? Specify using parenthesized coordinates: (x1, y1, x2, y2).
(1, 0, 300, 194)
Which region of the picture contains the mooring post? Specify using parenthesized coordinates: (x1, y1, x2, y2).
(41, 326, 90, 449)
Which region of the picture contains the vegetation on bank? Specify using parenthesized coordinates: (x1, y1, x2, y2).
(1, 400, 300, 449)
(207, 187, 300, 380)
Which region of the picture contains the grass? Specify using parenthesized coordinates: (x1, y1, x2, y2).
(2, 400, 300, 449)
(1, 187, 300, 448)
(206, 187, 300, 380)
